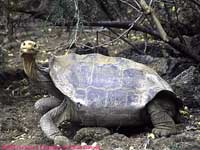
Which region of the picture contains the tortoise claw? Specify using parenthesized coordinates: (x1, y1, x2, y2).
(152, 128, 177, 137)
(74, 127, 110, 144)
(54, 135, 70, 146)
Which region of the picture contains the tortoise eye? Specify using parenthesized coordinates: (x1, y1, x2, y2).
(34, 44, 37, 48)
(23, 43, 26, 46)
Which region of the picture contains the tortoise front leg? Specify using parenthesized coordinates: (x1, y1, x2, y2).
(35, 96, 62, 114)
(147, 98, 177, 137)
(40, 99, 70, 145)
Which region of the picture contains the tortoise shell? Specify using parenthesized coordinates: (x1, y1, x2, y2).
(49, 53, 173, 110)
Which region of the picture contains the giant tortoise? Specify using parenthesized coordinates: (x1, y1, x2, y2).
(20, 40, 181, 145)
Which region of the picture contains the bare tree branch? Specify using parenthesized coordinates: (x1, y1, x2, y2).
(107, 27, 143, 54)
(139, 0, 169, 42)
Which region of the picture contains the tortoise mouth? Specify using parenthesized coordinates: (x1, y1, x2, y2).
(20, 48, 37, 57)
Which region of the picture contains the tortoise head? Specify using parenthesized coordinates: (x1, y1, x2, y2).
(20, 40, 38, 57)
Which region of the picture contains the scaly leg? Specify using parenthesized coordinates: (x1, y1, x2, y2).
(35, 96, 62, 114)
(147, 98, 177, 137)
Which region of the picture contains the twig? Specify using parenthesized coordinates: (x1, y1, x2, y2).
(119, 0, 141, 12)
(108, 27, 143, 54)
(139, 0, 169, 42)
(82, 21, 161, 39)
(68, 0, 80, 49)
(76, 23, 135, 49)
(76, 14, 143, 49)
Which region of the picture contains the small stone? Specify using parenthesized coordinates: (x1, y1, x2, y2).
(184, 106, 188, 111)
(114, 148, 123, 150)
(48, 28, 52, 32)
(8, 53, 14, 56)
(147, 133, 155, 139)
(92, 142, 97, 147)
(81, 142, 87, 146)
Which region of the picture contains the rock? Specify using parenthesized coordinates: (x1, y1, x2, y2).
(148, 58, 169, 76)
(98, 133, 132, 150)
(166, 58, 194, 79)
(117, 45, 196, 79)
(96, 131, 200, 150)
(148, 131, 200, 150)
(113, 148, 124, 150)
(171, 66, 200, 108)
(172, 66, 196, 85)
(118, 50, 169, 76)
(117, 42, 177, 58)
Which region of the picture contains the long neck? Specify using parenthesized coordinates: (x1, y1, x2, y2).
(22, 54, 38, 80)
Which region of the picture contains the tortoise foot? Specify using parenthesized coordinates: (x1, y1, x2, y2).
(74, 127, 110, 144)
(54, 135, 71, 146)
(152, 128, 177, 137)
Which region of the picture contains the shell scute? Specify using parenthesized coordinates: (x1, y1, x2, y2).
(107, 89, 127, 106)
(87, 87, 106, 106)
(92, 64, 121, 89)
(70, 63, 92, 88)
(127, 92, 140, 105)
(122, 69, 145, 89)
(49, 53, 173, 109)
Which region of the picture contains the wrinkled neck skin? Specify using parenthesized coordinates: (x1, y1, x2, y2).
(21, 53, 65, 100)
(22, 54, 38, 80)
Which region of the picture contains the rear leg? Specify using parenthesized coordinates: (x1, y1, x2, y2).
(34, 96, 62, 114)
(147, 97, 178, 137)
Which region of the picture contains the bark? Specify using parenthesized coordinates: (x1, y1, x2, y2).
(139, 0, 168, 42)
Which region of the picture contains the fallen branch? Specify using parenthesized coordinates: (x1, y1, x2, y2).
(78, 21, 161, 39)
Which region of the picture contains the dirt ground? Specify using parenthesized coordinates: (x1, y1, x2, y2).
(0, 28, 200, 150)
